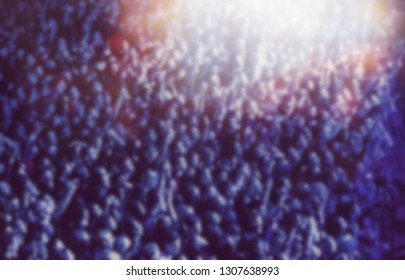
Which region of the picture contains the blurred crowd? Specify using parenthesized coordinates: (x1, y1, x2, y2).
(0, 0, 404, 259)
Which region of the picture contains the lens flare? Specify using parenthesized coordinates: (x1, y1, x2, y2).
(115, 0, 396, 119)
(175, 0, 390, 41)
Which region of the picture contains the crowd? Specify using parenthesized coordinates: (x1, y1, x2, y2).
(0, 0, 404, 259)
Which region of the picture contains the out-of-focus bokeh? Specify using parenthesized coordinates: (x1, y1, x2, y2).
(1, 0, 405, 259)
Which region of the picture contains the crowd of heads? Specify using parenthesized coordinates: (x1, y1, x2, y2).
(0, 0, 404, 259)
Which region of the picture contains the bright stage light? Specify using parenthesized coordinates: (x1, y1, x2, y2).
(176, 0, 391, 43)
(242, 0, 327, 39)
(118, 0, 396, 119)
(169, 0, 393, 78)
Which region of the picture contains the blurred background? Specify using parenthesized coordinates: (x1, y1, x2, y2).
(1, 0, 405, 259)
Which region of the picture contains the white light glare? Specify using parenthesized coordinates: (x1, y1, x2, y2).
(177, 0, 390, 42)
